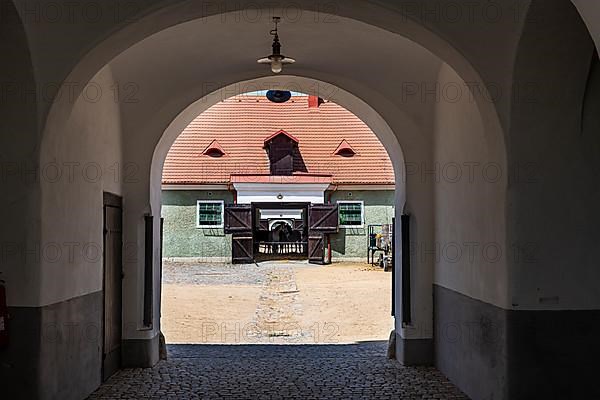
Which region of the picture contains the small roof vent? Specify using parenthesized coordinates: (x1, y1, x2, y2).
(202, 140, 226, 158)
(333, 140, 357, 157)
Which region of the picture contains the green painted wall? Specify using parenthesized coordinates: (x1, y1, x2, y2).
(161, 190, 233, 259)
(328, 190, 395, 260)
(161, 189, 395, 260)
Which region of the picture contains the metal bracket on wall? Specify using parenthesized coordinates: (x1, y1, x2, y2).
(143, 215, 154, 329)
(401, 214, 411, 325)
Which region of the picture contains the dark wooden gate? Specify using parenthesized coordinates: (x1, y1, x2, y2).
(102, 193, 122, 381)
(224, 204, 254, 264)
(307, 204, 339, 264)
(308, 234, 325, 263)
(252, 202, 309, 260)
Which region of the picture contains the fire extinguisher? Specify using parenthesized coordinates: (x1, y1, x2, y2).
(0, 275, 8, 348)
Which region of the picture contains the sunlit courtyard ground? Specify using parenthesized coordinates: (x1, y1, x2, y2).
(161, 260, 394, 344)
(91, 261, 469, 399)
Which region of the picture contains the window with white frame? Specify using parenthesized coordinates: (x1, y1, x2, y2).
(338, 201, 364, 228)
(197, 200, 224, 228)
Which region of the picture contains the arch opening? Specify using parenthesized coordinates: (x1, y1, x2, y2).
(32, 5, 509, 398)
(159, 88, 399, 345)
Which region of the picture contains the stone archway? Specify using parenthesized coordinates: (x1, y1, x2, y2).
(20, 3, 513, 399)
(37, 3, 508, 371)
(150, 75, 409, 349)
(2, 0, 600, 398)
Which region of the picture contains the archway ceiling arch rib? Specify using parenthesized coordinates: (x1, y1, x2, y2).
(32, 0, 519, 133)
(108, 12, 444, 137)
(24, 1, 600, 140)
(571, 0, 600, 54)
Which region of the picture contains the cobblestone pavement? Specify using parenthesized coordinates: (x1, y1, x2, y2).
(162, 260, 314, 286)
(248, 264, 308, 342)
(89, 342, 469, 399)
(162, 260, 264, 286)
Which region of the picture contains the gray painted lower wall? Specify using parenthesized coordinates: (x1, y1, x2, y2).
(395, 336, 433, 366)
(3, 283, 597, 400)
(0, 306, 42, 399)
(122, 333, 160, 368)
(434, 285, 600, 400)
(434, 285, 507, 400)
(0, 291, 103, 400)
(506, 309, 600, 399)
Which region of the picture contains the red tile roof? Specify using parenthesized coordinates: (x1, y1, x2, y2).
(162, 95, 395, 185)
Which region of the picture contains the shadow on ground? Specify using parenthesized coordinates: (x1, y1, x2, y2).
(89, 341, 469, 399)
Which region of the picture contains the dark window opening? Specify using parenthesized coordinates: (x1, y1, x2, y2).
(204, 148, 225, 158)
(336, 148, 356, 157)
(339, 202, 364, 227)
(198, 201, 224, 227)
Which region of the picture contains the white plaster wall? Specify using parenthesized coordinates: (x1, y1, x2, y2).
(261, 210, 303, 220)
(235, 183, 329, 204)
(39, 66, 123, 306)
(507, 0, 600, 311)
(238, 192, 324, 204)
(432, 63, 508, 308)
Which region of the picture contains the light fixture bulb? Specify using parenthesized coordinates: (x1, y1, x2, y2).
(257, 17, 295, 74)
(271, 59, 283, 74)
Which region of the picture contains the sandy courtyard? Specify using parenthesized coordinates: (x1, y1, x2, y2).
(161, 260, 393, 344)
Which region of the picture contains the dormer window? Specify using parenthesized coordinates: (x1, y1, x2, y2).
(333, 140, 357, 157)
(264, 130, 299, 176)
(202, 140, 226, 158)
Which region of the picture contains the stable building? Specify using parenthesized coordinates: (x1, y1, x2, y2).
(161, 94, 395, 263)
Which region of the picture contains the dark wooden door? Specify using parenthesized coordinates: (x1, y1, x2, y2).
(308, 204, 338, 264)
(293, 217, 305, 236)
(308, 233, 325, 264)
(308, 204, 339, 233)
(102, 194, 122, 381)
(224, 204, 254, 264)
